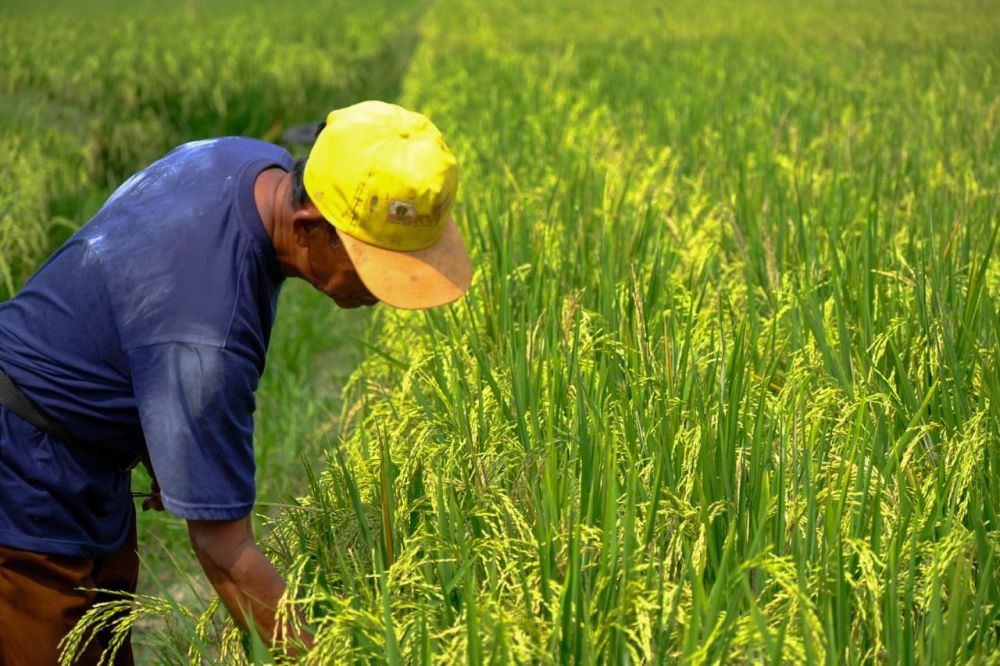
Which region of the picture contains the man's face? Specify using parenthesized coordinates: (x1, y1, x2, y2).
(303, 224, 378, 309)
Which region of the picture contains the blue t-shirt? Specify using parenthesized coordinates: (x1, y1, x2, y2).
(0, 137, 291, 557)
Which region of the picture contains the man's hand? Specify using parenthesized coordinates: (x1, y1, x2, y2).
(140, 454, 164, 511)
(188, 516, 313, 654)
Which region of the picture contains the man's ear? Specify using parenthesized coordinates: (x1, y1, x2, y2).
(291, 203, 326, 247)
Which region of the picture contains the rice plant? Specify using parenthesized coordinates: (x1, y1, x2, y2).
(259, 1, 998, 662)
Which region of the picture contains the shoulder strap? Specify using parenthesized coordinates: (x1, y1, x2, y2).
(0, 366, 87, 448)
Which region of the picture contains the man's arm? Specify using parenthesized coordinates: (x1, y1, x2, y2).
(187, 517, 310, 651)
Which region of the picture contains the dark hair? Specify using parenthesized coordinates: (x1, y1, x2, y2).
(287, 121, 328, 210)
(289, 157, 310, 209)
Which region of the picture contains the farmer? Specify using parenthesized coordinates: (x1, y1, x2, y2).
(0, 100, 470, 663)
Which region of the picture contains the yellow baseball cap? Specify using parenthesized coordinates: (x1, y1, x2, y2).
(304, 101, 471, 310)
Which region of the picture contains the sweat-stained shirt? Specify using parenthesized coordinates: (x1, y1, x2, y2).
(0, 137, 291, 557)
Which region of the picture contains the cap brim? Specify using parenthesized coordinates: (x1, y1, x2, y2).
(338, 217, 472, 310)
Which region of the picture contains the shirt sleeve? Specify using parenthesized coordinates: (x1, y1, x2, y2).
(126, 341, 259, 520)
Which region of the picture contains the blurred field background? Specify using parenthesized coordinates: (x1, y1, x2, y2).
(2, 0, 999, 663)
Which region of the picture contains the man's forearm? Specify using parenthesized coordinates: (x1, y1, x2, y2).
(188, 517, 311, 651)
(195, 539, 287, 640)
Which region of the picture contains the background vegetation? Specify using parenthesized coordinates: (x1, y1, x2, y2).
(3, 0, 999, 663)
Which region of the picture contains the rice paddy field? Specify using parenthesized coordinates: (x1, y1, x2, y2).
(2, 0, 1000, 663)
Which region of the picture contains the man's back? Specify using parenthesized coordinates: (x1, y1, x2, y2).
(0, 137, 291, 557)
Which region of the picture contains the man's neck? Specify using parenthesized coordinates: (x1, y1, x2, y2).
(254, 168, 296, 277)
